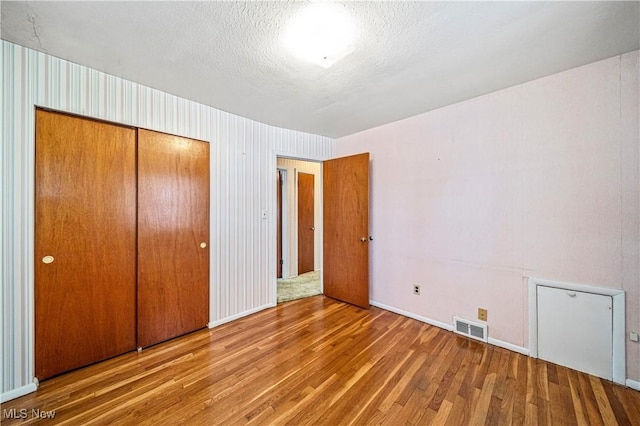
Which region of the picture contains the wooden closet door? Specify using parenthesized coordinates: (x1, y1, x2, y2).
(137, 129, 210, 348)
(35, 109, 137, 380)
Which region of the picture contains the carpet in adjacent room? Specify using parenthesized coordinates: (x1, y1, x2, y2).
(277, 270, 321, 303)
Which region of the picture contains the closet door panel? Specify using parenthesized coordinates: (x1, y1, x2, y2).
(137, 129, 210, 348)
(35, 109, 137, 379)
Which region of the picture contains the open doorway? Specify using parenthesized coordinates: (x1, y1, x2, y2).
(276, 157, 322, 303)
(273, 152, 371, 308)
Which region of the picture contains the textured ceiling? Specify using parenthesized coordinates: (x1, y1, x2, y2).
(1, 1, 639, 138)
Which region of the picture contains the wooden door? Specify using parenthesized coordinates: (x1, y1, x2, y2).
(277, 170, 284, 278)
(323, 153, 370, 308)
(297, 172, 315, 274)
(137, 129, 210, 348)
(35, 109, 137, 379)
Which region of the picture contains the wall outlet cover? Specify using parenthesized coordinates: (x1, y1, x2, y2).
(478, 308, 488, 321)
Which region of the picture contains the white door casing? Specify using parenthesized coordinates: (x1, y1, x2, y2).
(528, 277, 625, 385)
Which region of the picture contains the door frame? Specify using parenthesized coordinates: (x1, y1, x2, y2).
(277, 168, 288, 279)
(272, 151, 326, 305)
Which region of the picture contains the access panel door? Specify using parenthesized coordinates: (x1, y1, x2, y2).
(537, 285, 613, 380)
(35, 109, 137, 379)
(323, 153, 370, 308)
(137, 129, 210, 348)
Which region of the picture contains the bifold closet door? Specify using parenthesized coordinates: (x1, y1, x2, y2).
(137, 129, 210, 348)
(35, 109, 137, 380)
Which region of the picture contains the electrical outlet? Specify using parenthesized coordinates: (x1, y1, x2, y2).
(478, 308, 488, 321)
(631, 332, 639, 342)
(413, 285, 421, 295)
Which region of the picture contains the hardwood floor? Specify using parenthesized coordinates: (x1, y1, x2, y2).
(3, 296, 639, 425)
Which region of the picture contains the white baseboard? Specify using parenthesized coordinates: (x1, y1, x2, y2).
(370, 301, 529, 356)
(370, 301, 454, 331)
(1, 382, 38, 403)
(2, 303, 637, 403)
(626, 378, 640, 391)
(208, 303, 276, 329)
(487, 337, 529, 356)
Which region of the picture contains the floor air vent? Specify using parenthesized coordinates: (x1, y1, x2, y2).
(453, 317, 488, 342)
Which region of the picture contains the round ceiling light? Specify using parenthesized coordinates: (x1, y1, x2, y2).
(282, 3, 357, 68)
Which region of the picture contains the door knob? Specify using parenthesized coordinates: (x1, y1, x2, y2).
(42, 255, 54, 264)
(310, 227, 315, 231)
(200, 242, 207, 249)
(360, 237, 367, 242)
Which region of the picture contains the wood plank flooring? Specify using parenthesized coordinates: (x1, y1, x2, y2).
(2, 296, 639, 425)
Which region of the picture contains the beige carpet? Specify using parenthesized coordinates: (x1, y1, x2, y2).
(277, 270, 321, 303)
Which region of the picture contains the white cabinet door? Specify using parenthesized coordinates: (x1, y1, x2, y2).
(537, 285, 612, 380)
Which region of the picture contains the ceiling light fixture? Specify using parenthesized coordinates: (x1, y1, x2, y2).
(283, 2, 357, 68)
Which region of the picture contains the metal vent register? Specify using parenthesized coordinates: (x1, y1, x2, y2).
(453, 317, 488, 342)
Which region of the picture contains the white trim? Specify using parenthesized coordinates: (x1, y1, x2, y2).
(528, 277, 626, 385)
(277, 167, 288, 279)
(370, 301, 454, 331)
(372, 302, 532, 357)
(612, 294, 626, 385)
(271, 150, 327, 306)
(293, 167, 299, 277)
(273, 151, 327, 163)
(528, 277, 626, 297)
(626, 379, 640, 391)
(0, 382, 38, 403)
(487, 338, 529, 356)
(208, 303, 275, 329)
(528, 277, 538, 358)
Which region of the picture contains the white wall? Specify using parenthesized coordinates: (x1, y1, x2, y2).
(337, 52, 640, 383)
(276, 158, 322, 277)
(0, 41, 335, 400)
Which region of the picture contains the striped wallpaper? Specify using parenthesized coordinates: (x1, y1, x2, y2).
(1, 40, 335, 400)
